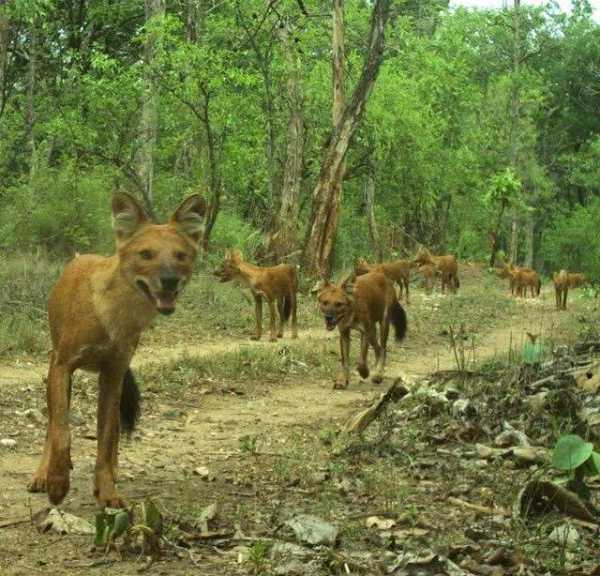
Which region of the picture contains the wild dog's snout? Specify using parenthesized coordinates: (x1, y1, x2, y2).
(160, 275, 180, 292)
(324, 313, 337, 331)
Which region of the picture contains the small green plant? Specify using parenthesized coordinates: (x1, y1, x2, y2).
(239, 433, 261, 456)
(551, 434, 600, 500)
(247, 540, 271, 575)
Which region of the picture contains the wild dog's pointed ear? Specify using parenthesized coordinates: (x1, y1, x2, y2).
(340, 271, 356, 296)
(311, 278, 330, 295)
(171, 194, 206, 246)
(112, 193, 150, 242)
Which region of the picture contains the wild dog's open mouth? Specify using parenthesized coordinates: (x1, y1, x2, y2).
(324, 314, 338, 331)
(136, 280, 178, 315)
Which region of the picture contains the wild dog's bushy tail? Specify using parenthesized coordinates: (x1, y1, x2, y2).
(282, 294, 292, 321)
(390, 300, 407, 342)
(536, 277, 542, 296)
(121, 368, 141, 435)
(454, 273, 460, 290)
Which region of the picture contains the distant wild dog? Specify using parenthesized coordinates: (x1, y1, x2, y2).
(29, 193, 206, 507)
(317, 271, 407, 389)
(354, 257, 412, 302)
(214, 249, 298, 341)
(496, 261, 541, 298)
(413, 247, 459, 293)
(553, 270, 588, 310)
(417, 263, 438, 294)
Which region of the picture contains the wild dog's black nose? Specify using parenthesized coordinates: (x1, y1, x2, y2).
(160, 275, 180, 292)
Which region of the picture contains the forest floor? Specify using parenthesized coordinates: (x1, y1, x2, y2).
(1, 264, 599, 575)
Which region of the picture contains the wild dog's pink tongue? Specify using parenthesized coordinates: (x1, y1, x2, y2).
(156, 293, 176, 313)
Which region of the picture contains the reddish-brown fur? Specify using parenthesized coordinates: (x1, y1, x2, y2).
(417, 263, 438, 294)
(553, 270, 588, 310)
(28, 193, 205, 508)
(354, 257, 412, 303)
(413, 247, 459, 293)
(317, 272, 407, 389)
(496, 261, 540, 297)
(214, 249, 298, 341)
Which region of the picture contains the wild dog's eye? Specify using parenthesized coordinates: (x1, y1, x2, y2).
(139, 249, 153, 260)
(175, 251, 187, 262)
(335, 302, 344, 307)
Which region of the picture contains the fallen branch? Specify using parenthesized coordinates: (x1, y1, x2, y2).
(448, 497, 509, 517)
(342, 378, 409, 435)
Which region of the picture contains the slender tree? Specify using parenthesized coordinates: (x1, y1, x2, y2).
(302, 0, 392, 278)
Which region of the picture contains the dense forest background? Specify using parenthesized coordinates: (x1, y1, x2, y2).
(0, 0, 598, 279)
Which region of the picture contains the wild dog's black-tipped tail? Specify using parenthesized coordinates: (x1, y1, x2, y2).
(454, 274, 460, 290)
(390, 300, 407, 341)
(121, 368, 141, 435)
(536, 278, 542, 296)
(282, 294, 292, 321)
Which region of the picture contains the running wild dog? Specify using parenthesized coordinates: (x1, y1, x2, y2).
(29, 193, 205, 507)
(214, 249, 298, 341)
(553, 270, 588, 310)
(354, 257, 412, 303)
(317, 271, 407, 389)
(413, 247, 459, 293)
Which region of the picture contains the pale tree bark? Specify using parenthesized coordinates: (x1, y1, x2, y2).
(271, 19, 305, 262)
(0, 1, 9, 120)
(27, 14, 37, 179)
(365, 158, 383, 262)
(302, 0, 392, 278)
(508, 0, 521, 264)
(136, 0, 165, 217)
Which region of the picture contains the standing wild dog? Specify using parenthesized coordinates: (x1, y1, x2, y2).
(354, 257, 412, 303)
(28, 193, 205, 508)
(496, 261, 541, 297)
(413, 247, 460, 293)
(553, 270, 588, 310)
(317, 272, 407, 389)
(417, 263, 438, 294)
(214, 249, 298, 341)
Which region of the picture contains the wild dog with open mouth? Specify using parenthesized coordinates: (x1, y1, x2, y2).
(213, 249, 298, 342)
(354, 257, 412, 303)
(317, 272, 407, 389)
(28, 193, 205, 508)
(413, 247, 459, 294)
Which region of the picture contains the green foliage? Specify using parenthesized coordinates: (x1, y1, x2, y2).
(541, 198, 600, 283)
(551, 434, 600, 500)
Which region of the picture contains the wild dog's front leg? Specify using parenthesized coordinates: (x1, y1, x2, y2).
(267, 298, 278, 342)
(94, 366, 126, 508)
(250, 293, 263, 340)
(33, 360, 73, 504)
(334, 329, 351, 389)
(356, 331, 370, 380)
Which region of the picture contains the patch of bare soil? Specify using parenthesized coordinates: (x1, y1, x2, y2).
(1, 277, 598, 575)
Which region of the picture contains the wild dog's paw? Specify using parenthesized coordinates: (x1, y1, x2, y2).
(46, 472, 70, 505)
(334, 372, 349, 390)
(28, 474, 48, 493)
(357, 363, 370, 379)
(371, 373, 384, 384)
(94, 483, 126, 509)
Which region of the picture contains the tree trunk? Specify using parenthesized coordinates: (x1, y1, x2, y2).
(199, 85, 221, 255)
(488, 198, 507, 268)
(0, 2, 9, 120)
(302, 0, 391, 278)
(137, 0, 165, 217)
(271, 19, 305, 262)
(507, 0, 521, 264)
(365, 160, 383, 262)
(509, 218, 518, 263)
(27, 15, 37, 179)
